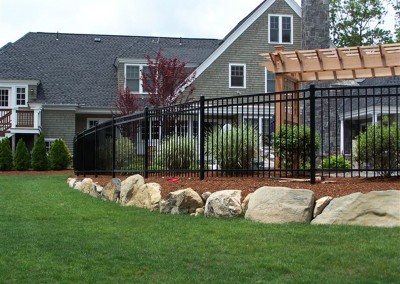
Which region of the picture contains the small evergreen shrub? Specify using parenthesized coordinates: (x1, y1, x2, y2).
(158, 134, 198, 170)
(0, 138, 13, 171)
(273, 124, 319, 169)
(322, 155, 351, 170)
(31, 134, 49, 170)
(206, 124, 258, 172)
(14, 139, 31, 170)
(354, 118, 400, 177)
(49, 139, 72, 170)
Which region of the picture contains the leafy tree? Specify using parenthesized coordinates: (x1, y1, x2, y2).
(142, 49, 196, 107)
(330, 0, 395, 47)
(0, 138, 13, 171)
(31, 134, 49, 170)
(49, 139, 72, 170)
(14, 139, 30, 170)
(394, 0, 400, 42)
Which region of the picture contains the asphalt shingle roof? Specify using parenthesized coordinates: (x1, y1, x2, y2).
(0, 32, 221, 108)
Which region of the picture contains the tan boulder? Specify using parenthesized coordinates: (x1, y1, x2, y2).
(241, 193, 253, 214)
(204, 190, 242, 218)
(312, 191, 400, 227)
(313, 196, 333, 218)
(245, 186, 315, 224)
(120, 175, 145, 205)
(160, 188, 204, 214)
(126, 182, 161, 211)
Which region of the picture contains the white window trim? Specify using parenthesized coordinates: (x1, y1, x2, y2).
(87, 118, 110, 129)
(268, 14, 293, 45)
(44, 138, 56, 152)
(124, 64, 148, 94)
(229, 63, 246, 89)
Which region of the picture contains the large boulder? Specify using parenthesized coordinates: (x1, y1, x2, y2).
(312, 190, 400, 227)
(80, 179, 94, 194)
(204, 190, 242, 218)
(120, 175, 145, 205)
(101, 178, 121, 202)
(245, 186, 315, 224)
(126, 182, 161, 211)
(160, 188, 204, 214)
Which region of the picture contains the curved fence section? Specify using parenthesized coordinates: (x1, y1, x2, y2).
(74, 84, 400, 183)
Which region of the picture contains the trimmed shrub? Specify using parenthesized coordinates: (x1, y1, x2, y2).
(322, 155, 351, 170)
(354, 118, 400, 177)
(158, 134, 198, 170)
(273, 124, 319, 169)
(0, 138, 13, 171)
(206, 124, 258, 172)
(14, 139, 31, 170)
(49, 139, 72, 170)
(31, 134, 49, 170)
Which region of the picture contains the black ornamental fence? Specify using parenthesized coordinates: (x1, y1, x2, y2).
(74, 84, 400, 183)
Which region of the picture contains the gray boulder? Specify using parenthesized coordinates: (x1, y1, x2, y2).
(204, 190, 242, 218)
(160, 188, 204, 214)
(101, 178, 121, 202)
(245, 186, 315, 224)
(120, 175, 145, 205)
(312, 190, 400, 227)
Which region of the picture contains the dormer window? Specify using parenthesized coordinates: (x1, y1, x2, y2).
(125, 64, 149, 94)
(16, 87, 26, 106)
(269, 14, 293, 44)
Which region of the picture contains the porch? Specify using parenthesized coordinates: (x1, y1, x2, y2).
(0, 108, 42, 147)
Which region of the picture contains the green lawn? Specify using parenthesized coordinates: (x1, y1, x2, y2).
(0, 175, 399, 283)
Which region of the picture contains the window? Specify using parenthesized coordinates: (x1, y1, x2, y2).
(0, 89, 9, 107)
(16, 87, 26, 106)
(229, 64, 246, 88)
(125, 64, 149, 93)
(265, 70, 276, 93)
(269, 15, 293, 44)
(87, 118, 109, 129)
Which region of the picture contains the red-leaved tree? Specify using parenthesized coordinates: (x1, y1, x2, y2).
(142, 49, 196, 107)
(113, 87, 140, 116)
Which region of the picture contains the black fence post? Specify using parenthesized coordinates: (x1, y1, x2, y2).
(199, 96, 205, 180)
(94, 124, 98, 178)
(111, 116, 116, 178)
(144, 107, 149, 179)
(309, 84, 316, 184)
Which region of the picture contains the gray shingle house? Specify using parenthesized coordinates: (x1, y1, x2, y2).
(0, 0, 302, 151)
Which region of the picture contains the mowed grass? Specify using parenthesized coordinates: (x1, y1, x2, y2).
(0, 175, 399, 283)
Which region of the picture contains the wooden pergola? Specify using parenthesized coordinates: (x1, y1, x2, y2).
(260, 43, 400, 126)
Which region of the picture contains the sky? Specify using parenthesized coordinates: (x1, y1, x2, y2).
(0, 0, 303, 48)
(0, 0, 395, 48)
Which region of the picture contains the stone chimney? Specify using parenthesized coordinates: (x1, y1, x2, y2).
(301, 0, 330, 50)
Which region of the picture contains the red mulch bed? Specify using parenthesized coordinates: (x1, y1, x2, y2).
(2, 170, 399, 200)
(77, 173, 400, 200)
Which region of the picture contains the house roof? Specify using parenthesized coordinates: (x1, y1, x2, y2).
(193, 0, 301, 79)
(0, 32, 220, 108)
